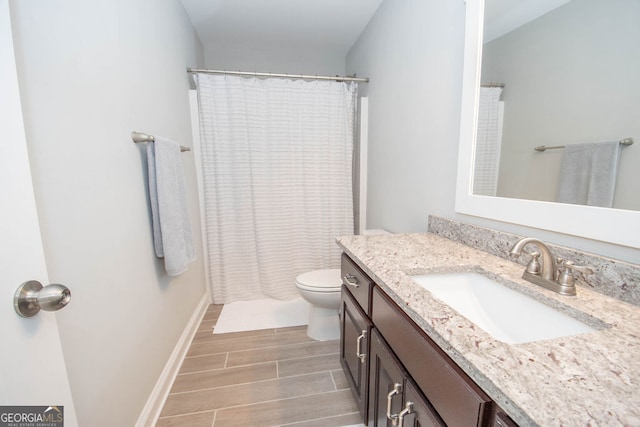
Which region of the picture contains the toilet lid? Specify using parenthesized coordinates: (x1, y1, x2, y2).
(296, 268, 342, 291)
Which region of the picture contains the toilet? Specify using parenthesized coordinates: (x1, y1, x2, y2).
(295, 268, 342, 341)
(296, 230, 391, 341)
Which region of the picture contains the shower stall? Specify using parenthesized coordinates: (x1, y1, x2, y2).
(188, 71, 369, 304)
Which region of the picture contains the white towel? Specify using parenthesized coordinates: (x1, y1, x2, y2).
(147, 137, 195, 276)
(556, 141, 621, 208)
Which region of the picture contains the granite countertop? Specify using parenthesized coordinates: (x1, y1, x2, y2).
(336, 232, 640, 427)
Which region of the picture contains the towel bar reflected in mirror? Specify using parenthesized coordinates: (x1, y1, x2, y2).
(534, 137, 633, 152)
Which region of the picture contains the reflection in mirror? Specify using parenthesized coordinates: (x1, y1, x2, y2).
(455, 0, 640, 250)
(474, 0, 640, 210)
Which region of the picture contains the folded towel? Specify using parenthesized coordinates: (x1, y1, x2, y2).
(556, 141, 621, 208)
(147, 137, 195, 276)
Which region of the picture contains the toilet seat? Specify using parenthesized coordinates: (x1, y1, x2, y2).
(295, 268, 341, 292)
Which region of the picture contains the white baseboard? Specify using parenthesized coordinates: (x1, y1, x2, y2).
(135, 293, 210, 427)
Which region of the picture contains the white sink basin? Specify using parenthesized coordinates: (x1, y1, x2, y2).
(412, 272, 597, 344)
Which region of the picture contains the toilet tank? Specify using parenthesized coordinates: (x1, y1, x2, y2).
(361, 229, 390, 235)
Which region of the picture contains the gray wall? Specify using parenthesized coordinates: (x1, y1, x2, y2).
(10, 0, 206, 425)
(347, 0, 639, 263)
(204, 45, 346, 77)
(346, 0, 466, 232)
(483, 0, 640, 210)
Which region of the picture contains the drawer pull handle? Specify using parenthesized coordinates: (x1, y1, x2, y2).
(356, 330, 367, 363)
(398, 401, 414, 426)
(343, 273, 360, 288)
(386, 383, 403, 426)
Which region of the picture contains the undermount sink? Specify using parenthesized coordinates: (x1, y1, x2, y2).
(412, 272, 597, 344)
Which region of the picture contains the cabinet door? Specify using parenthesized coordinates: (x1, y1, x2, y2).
(368, 329, 405, 427)
(369, 329, 444, 427)
(340, 287, 372, 423)
(400, 379, 445, 427)
(372, 287, 492, 426)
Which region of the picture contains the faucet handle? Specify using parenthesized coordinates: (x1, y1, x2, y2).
(524, 251, 541, 275)
(558, 261, 594, 286)
(555, 258, 564, 281)
(564, 261, 594, 276)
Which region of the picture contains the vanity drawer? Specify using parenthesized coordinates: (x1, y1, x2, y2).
(372, 286, 492, 427)
(341, 254, 374, 315)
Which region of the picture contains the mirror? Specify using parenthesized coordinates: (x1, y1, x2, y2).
(456, 0, 640, 248)
(476, 0, 639, 210)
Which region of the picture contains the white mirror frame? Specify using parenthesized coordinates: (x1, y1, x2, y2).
(455, 0, 640, 249)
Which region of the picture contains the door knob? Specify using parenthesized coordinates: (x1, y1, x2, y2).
(14, 280, 71, 318)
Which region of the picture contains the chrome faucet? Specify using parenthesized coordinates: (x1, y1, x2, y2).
(509, 237, 592, 296)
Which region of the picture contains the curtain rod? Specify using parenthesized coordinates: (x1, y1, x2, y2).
(187, 68, 369, 83)
(534, 138, 634, 152)
(481, 83, 505, 88)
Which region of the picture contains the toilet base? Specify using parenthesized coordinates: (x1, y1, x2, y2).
(306, 305, 340, 341)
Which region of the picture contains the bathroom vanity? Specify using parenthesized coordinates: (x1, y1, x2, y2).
(338, 232, 640, 426)
(340, 254, 510, 426)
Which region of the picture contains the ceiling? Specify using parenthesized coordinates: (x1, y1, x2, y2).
(484, 0, 571, 42)
(180, 0, 384, 57)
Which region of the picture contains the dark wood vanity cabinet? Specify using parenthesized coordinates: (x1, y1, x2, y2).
(403, 377, 446, 427)
(340, 286, 372, 422)
(340, 254, 518, 427)
(372, 286, 493, 426)
(340, 254, 375, 422)
(369, 328, 444, 427)
(368, 327, 405, 426)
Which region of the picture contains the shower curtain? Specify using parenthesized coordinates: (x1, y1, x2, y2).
(473, 86, 504, 196)
(195, 74, 356, 303)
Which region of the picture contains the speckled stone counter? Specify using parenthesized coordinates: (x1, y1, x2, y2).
(336, 233, 640, 427)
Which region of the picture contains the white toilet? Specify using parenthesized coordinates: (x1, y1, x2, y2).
(296, 231, 390, 341)
(295, 268, 342, 341)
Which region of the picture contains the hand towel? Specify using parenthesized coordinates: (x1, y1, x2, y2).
(147, 137, 195, 276)
(556, 141, 621, 208)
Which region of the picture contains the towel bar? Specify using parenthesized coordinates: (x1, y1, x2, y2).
(131, 131, 191, 152)
(534, 138, 634, 152)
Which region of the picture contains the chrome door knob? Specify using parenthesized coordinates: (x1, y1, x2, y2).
(14, 280, 71, 318)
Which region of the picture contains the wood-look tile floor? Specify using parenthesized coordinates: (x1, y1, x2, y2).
(156, 304, 362, 427)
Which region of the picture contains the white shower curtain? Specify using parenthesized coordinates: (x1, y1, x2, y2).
(473, 86, 504, 196)
(195, 74, 355, 303)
